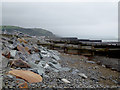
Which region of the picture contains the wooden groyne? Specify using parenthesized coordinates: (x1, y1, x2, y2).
(38, 39, 120, 58)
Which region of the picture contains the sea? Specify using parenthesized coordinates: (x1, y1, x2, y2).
(102, 40, 119, 42)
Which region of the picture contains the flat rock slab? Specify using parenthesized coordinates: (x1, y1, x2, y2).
(10, 59, 31, 68)
(9, 69, 42, 83)
(17, 45, 30, 55)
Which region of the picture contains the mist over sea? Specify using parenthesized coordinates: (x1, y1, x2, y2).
(77, 37, 118, 42)
(102, 39, 118, 42)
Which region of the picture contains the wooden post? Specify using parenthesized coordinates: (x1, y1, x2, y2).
(52, 43, 55, 50)
(78, 44, 81, 55)
(105, 46, 109, 57)
(64, 41, 68, 53)
(50, 40, 54, 50)
(91, 45, 94, 56)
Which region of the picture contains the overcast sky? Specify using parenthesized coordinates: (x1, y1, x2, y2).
(2, 2, 118, 40)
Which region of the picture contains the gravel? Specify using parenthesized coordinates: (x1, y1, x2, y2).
(2, 53, 120, 88)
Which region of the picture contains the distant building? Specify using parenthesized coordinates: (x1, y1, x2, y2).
(3, 29, 7, 34)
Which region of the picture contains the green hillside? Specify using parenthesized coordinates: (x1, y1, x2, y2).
(0, 26, 55, 37)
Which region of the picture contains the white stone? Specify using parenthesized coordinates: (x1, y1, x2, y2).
(79, 73, 88, 79)
(10, 50, 17, 57)
(44, 63, 49, 69)
(61, 78, 70, 84)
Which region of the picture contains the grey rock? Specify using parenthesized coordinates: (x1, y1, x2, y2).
(86, 61, 95, 64)
(38, 67, 45, 76)
(7, 75, 13, 79)
(10, 50, 17, 57)
(31, 53, 41, 61)
(48, 62, 61, 70)
(51, 54, 60, 60)
(61, 67, 71, 72)
(90, 77, 99, 82)
(72, 69, 79, 75)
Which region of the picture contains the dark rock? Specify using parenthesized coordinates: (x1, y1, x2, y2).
(100, 76, 106, 80)
(29, 69, 39, 74)
(8, 59, 31, 68)
(2, 51, 10, 59)
(90, 77, 99, 82)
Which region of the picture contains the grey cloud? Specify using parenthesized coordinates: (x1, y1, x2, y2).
(2, 2, 118, 40)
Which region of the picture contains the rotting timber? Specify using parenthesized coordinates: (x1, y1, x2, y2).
(37, 39, 120, 59)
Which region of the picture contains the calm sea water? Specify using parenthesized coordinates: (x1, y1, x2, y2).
(102, 40, 118, 42)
